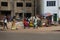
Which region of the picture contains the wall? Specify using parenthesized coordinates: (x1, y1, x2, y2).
(42, 0, 58, 16)
(0, 0, 11, 10)
(58, 0, 60, 18)
(14, 0, 33, 14)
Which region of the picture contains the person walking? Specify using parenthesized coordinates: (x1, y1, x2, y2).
(23, 18, 29, 29)
(37, 18, 42, 27)
(11, 19, 17, 30)
(3, 16, 8, 30)
(33, 16, 38, 29)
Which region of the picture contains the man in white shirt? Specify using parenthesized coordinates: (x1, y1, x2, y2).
(3, 16, 8, 30)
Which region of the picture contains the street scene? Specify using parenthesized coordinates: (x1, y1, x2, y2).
(0, 0, 60, 40)
(0, 0, 60, 31)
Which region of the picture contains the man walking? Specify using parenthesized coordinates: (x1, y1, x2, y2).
(33, 16, 38, 29)
(3, 16, 8, 30)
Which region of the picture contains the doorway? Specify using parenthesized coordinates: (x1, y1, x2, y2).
(1, 11, 11, 16)
(16, 13, 23, 20)
(24, 13, 31, 18)
(0, 11, 11, 20)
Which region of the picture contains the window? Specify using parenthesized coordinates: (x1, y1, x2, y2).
(1, 2, 8, 6)
(17, 2, 23, 7)
(47, 1, 56, 6)
(26, 3, 32, 7)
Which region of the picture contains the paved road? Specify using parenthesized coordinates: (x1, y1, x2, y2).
(0, 32, 60, 40)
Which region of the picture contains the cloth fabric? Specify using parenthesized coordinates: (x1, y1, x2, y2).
(23, 19, 29, 27)
(11, 21, 17, 30)
(29, 21, 34, 27)
(4, 19, 7, 23)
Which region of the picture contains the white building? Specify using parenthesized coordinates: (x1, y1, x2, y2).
(40, 0, 60, 21)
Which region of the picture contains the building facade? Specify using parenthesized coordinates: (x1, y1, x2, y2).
(1, 0, 60, 21)
(0, 0, 11, 16)
(0, 0, 36, 19)
(40, 0, 60, 21)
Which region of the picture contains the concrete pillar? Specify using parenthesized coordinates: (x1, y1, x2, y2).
(11, 0, 15, 17)
(23, 0, 25, 20)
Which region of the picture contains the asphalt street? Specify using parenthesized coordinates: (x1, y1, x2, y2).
(0, 32, 60, 40)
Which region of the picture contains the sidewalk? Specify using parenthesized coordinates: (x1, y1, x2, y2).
(0, 22, 60, 33)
